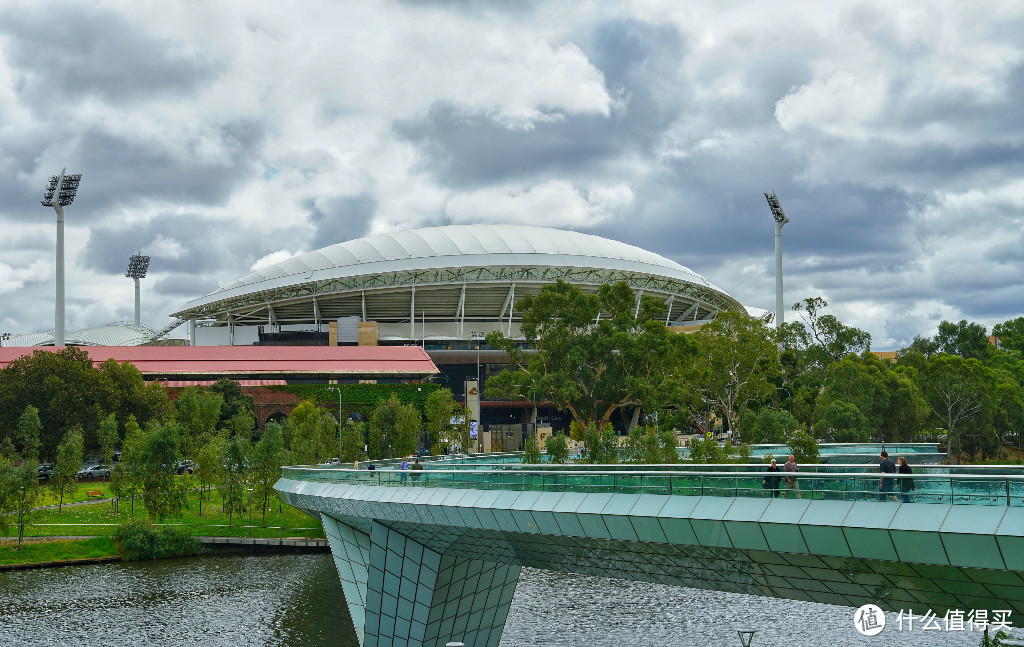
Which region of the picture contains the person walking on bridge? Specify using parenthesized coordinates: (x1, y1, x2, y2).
(764, 459, 782, 498)
(897, 456, 915, 503)
(879, 451, 897, 502)
(783, 455, 799, 498)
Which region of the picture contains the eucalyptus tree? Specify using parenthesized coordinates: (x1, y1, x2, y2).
(287, 401, 338, 465)
(368, 394, 420, 460)
(925, 355, 994, 463)
(251, 422, 287, 523)
(486, 280, 692, 434)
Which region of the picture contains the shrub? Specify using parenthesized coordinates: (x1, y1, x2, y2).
(114, 519, 202, 561)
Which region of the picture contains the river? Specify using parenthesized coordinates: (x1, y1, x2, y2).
(0, 554, 1014, 647)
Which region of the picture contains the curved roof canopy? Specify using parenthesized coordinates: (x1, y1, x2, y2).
(172, 224, 744, 330)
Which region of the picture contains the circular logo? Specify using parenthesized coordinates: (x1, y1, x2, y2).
(854, 604, 886, 636)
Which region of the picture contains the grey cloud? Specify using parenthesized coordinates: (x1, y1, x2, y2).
(153, 275, 220, 297)
(305, 193, 377, 250)
(0, 5, 220, 107)
(395, 19, 691, 188)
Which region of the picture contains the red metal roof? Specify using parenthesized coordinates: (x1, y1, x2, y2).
(0, 346, 438, 379)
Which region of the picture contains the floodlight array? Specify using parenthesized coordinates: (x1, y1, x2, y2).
(126, 252, 151, 279)
(41, 173, 83, 207)
(764, 190, 789, 225)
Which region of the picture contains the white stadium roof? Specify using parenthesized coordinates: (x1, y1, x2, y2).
(172, 224, 746, 338)
(4, 322, 187, 347)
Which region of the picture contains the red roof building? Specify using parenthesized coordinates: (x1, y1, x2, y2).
(0, 345, 438, 383)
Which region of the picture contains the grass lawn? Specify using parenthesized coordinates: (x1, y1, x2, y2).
(34, 480, 116, 507)
(27, 487, 323, 540)
(0, 537, 119, 566)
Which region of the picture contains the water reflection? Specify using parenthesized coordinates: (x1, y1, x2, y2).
(0, 555, 1011, 647)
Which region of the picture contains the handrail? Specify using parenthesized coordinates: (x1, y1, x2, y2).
(281, 465, 1024, 507)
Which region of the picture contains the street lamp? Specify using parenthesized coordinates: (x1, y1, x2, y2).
(515, 384, 538, 453)
(126, 252, 151, 326)
(470, 330, 485, 387)
(41, 168, 83, 347)
(764, 190, 789, 329)
(737, 628, 757, 647)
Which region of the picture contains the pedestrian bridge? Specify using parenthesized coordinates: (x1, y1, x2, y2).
(275, 458, 1024, 647)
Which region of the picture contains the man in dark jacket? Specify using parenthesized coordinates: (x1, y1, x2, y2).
(879, 451, 896, 501)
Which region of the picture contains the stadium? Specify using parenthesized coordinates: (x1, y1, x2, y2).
(171, 224, 746, 346)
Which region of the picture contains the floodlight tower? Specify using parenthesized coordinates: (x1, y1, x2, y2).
(126, 252, 151, 325)
(764, 190, 789, 329)
(41, 168, 83, 347)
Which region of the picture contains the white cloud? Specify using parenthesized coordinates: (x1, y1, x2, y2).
(251, 249, 300, 272)
(445, 180, 633, 228)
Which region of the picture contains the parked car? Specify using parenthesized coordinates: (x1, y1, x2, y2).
(175, 460, 196, 475)
(37, 463, 54, 479)
(78, 464, 111, 478)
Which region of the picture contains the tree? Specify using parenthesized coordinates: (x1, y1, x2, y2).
(544, 432, 569, 464)
(220, 433, 251, 525)
(0, 458, 41, 550)
(15, 405, 42, 462)
(738, 408, 799, 444)
(686, 311, 780, 438)
(96, 413, 119, 482)
(139, 421, 186, 522)
(993, 316, 1024, 354)
(787, 430, 820, 464)
(341, 421, 366, 463)
(195, 432, 228, 517)
(581, 422, 618, 464)
(424, 388, 459, 453)
(522, 435, 542, 464)
(287, 401, 338, 465)
(686, 435, 730, 463)
(912, 319, 991, 360)
(251, 423, 287, 523)
(96, 358, 170, 439)
(814, 401, 872, 442)
(790, 297, 872, 363)
(115, 417, 145, 517)
(50, 427, 84, 512)
(485, 280, 692, 434)
(173, 386, 224, 461)
(209, 378, 256, 429)
(368, 394, 420, 460)
(925, 355, 993, 463)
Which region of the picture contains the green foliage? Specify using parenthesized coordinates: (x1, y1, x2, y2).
(0, 458, 42, 548)
(787, 430, 820, 464)
(925, 355, 994, 462)
(50, 427, 84, 512)
(286, 401, 338, 465)
(0, 537, 117, 565)
(0, 349, 168, 461)
(194, 431, 227, 517)
(814, 400, 872, 442)
(138, 421, 186, 521)
(623, 425, 679, 464)
(368, 394, 420, 460)
(684, 310, 779, 437)
(581, 422, 618, 464)
(173, 386, 223, 460)
(687, 435, 730, 464)
(993, 316, 1024, 354)
(424, 388, 460, 453)
(739, 408, 800, 444)
(341, 421, 366, 462)
(485, 280, 693, 434)
(15, 405, 42, 462)
(522, 435, 543, 463)
(913, 319, 991, 360)
(96, 413, 118, 474)
(209, 378, 256, 429)
(219, 433, 251, 525)
(544, 432, 569, 464)
(114, 519, 201, 561)
(250, 423, 287, 523)
(268, 383, 440, 421)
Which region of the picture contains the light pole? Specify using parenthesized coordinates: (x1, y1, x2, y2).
(515, 383, 538, 452)
(328, 386, 343, 461)
(470, 330, 485, 387)
(41, 168, 82, 347)
(764, 190, 789, 329)
(126, 252, 151, 326)
(247, 487, 254, 552)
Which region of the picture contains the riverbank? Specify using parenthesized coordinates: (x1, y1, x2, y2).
(0, 535, 328, 571)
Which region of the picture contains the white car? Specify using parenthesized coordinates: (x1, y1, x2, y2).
(78, 464, 111, 478)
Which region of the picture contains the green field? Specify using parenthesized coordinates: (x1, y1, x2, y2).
(25, 488, 323, 540)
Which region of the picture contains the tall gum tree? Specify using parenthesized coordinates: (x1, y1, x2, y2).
(485, 280, 693, 434)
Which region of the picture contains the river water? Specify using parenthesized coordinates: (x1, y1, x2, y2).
(0, 554, 1016, 647)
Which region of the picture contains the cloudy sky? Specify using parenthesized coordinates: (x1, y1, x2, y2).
(1, 1, 1021, 349)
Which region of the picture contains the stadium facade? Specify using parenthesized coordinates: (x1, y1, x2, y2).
(172, 224, 746, 346)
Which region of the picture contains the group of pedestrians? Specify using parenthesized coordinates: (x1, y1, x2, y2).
(763, 450, 916, 502)
(762, 454, 800, 498)
(879, 450, 915, 502)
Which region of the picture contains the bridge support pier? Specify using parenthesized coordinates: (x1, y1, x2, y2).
(322, 516, 520, 647)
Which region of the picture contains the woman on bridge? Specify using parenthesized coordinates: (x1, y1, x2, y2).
(897, 457, 915, 503)
(764, 459, 782, 498)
